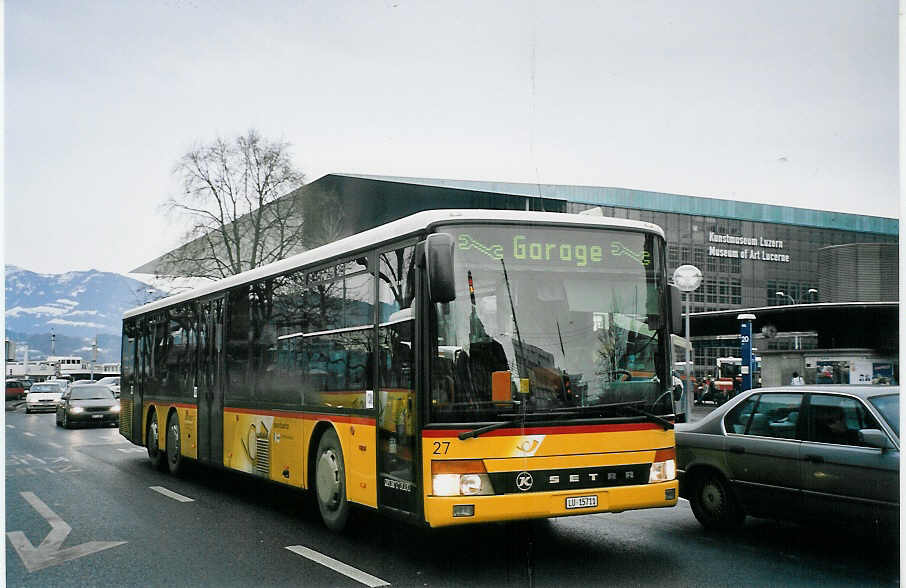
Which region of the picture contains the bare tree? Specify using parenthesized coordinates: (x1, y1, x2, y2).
(159, 130, 306, 279)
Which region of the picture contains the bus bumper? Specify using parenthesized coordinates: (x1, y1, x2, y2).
(423, 480, 678, 527)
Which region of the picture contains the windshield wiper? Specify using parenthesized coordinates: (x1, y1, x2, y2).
(620, 403, 673, 430)
(458, 410, 570, 440)
(458, 419, 521, 440)
(458, 401, 673, 440)
(561, 400, 673, 430)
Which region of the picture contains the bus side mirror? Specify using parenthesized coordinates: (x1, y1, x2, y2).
(425, 233, 456, 303)
(669, 285, 683, 334)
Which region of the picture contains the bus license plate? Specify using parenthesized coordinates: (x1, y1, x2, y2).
(565, 495, 597, 510)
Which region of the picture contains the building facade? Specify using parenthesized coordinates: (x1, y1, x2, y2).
(135, 174, 898, 381)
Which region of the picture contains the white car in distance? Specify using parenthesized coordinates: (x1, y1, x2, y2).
(25, 381, 67, 414)
(95, 376, 120, 398)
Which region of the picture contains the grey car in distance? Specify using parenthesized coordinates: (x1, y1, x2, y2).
(677, 385, 898, 532)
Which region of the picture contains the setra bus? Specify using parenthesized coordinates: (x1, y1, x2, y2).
(119, 209, 684, 530)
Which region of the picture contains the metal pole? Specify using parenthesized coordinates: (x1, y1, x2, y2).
(684, 292, 692, 419)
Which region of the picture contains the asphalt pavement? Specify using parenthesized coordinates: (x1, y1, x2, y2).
(5, 402, 898, 587)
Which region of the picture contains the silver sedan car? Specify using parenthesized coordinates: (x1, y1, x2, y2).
(677, 385, 898, 532)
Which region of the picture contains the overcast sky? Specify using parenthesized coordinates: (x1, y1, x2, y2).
(4, 0, 899, 275)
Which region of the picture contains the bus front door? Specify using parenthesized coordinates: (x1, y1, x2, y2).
(197, 297, 225, 465)
(376, 318, 418, 516)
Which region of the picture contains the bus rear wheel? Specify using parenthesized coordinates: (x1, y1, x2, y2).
(147, 413, 165, 471)
(166, 412, 183, 475)
(315, 428, 350, 531)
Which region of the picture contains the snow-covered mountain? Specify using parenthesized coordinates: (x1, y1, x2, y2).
(5, 265, 167, 340)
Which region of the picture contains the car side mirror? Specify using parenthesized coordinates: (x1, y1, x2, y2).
(858, 428, 890, 450)
(425, 233, 456, 303)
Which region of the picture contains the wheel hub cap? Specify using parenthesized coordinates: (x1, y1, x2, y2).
(316, 450, 340, 508)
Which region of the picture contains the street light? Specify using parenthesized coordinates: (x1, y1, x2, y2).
(775, 291, 795, 305)
(673, 264, 702, 420)
(776, 289, 818, 305)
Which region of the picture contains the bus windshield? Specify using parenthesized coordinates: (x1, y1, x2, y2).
(430, 224, 669, 423)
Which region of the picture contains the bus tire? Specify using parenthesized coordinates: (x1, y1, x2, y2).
(147, 411, 165, 471)
(166, 411, 183, 475)
(689, 470, 744, 531)
(315, 428, 351, 531)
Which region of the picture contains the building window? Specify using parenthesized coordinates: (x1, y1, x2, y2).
(731, 279, 742, 305)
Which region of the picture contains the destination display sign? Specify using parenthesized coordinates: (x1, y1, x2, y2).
(447, 225, 659, 271)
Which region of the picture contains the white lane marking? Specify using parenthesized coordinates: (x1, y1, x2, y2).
(7, 424, 15, 428)
(149, 486, 195, 502)
(285, 545, 390, 587)
(117, 447, 145, 453)
(6, 491, 126, 572)
(47, 442, 62, 449)
(23, 432, 36, 437)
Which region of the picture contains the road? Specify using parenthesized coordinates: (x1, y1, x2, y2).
(5, 403, 899, 587)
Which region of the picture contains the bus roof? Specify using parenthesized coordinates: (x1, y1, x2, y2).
(125, 208, 664, 319)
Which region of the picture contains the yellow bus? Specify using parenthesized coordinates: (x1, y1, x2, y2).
(118, 209, 683, 530)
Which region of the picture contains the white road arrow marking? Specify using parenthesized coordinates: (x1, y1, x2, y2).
(6, 491, 126, 572)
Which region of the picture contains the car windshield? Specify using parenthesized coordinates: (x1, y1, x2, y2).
(430, 224, 669, 423)
(70, 386, 115, 400)
(869, 394, 899, 436)
(30, 384, 59, 393)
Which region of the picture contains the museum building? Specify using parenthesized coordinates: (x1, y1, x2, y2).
(136, 173, 899, 380)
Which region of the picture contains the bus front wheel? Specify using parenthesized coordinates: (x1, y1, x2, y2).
(315, 428, 350, 531)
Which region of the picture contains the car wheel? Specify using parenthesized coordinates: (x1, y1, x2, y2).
(147, 413, 166, 471)
(166, 412, 183, 475)
(689, 470, 744, 531)
(315, 428, 351, 531)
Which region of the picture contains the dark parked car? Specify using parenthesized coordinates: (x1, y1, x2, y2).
(55, 384, 120, 428)
(677, 385, 898, 532)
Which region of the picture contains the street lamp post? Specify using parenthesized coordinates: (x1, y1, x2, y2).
(775, 291, 795, 305)
(90, 336, 98, 380)
(776, 289, 818, 305)
(673, 264, 703, 420)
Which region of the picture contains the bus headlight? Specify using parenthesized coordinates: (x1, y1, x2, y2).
(431, 460, 495, 496)
(649, 448, 676, 483)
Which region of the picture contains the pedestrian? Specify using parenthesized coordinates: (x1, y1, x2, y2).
(790, 371, 805, 386)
